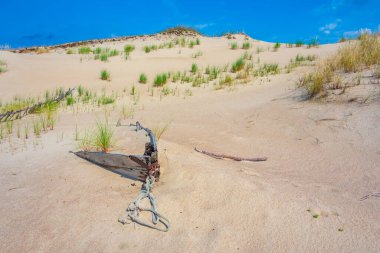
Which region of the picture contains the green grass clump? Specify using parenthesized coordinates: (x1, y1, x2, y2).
(307, 38, 319, 48)
(295, 40, 304, 47)
(124, 44, 135, 54)
(77, 85, 85, 97)
(66, 48, 75, 54)
(0, 60, 7, 73)
(33, 120, 41, 137)
(189, 40, 196, 48)
(286, 54, 317, 73)
(191, 63, 198, 73)
(196, 38, 200, 45)
(273, 42, 281, 51)
(242, 42, 251, 49)
(253, 64, 280, 76)
(231, 58, 245, 73)
(108, 49, 119, 57)
(153, 73, 168, 87)
(66, 95, 75, 106)
(230, 42, 238, 50)
(100, 53, 108, 62)
(139, 73, 147, 84)
(100, 70, 110, 81)
(97, 94, 115, 105)
(94, 120, 114, 153)
(78, 47, 91, 54)
(94, 47, 102, 54)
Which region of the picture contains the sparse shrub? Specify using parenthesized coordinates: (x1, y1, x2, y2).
(196, 38, 200, 45)
(94, 47, 102, 54)
(97, 94, 115, 105)
(184, 89, 193, 96)
(256, 47, 264, 54)
(121, 104, 135, 119)
(100, 53, 108, 62)
(124, 44, 135, 54)
(139, 73, 147, 84)
(298, 33, 380, 99)
(24, 124, 29, 139)
(33, 120, 41, 137)
(242, 42, 251, 49)
(66, 48, 75, 54)
(230, 42, 238, 50)
(231, 58, 245, 73)
(191, 63, 198, 73)
(100, 70, 110, 81)
(6, 121, 13, 135)
(152, 122, 170, 141)
(192, 51, 203, 58)
(307, 38, 319, 48)
(78, 47, 91, 54)
(36, 47, 50, 54)
(77, 85, 84, 96)
(0, 60, 7, 73)
(66, 95, 75, 105)
(273, 42, 281, 51)
(130, 85, 136, 96)
(109, 49, 119, 57)
(295, 41, 304, 47)
(94, 120, 114, 153)
(161, 87, 170, 96)
(153, 73, 168, 87)
(253, 64, 280, 76)
(189, 40, 196, 48)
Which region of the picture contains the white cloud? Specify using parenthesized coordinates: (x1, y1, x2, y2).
(344, 28, 372, 37)
(319, 20, 341, 35)
(194, 23, 215, 30)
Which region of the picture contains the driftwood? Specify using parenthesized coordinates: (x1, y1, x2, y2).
(194, 147, 267, 162)
(0, 88, 74, 122)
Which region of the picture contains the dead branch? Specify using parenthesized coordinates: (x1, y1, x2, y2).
(194, 147, 267, 162)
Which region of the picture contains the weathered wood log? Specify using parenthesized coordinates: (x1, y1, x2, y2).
(194, 147, 267, 162)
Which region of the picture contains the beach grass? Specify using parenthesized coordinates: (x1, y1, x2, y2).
(242, 42, 251, 49)
(152, 122, 170, 141)
(230, 42, 238, 50)
(78, 47, 91, 54)
(139, 73, 148, 84)
(231, 58, 245, 73)
(93, 120, 114, 153)
(191, 63, 198, 73)
(153, 73, 168, 87)
(298, 33, 380, 98)
(100, 70, 110, 81)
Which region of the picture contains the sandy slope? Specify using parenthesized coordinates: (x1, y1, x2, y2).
(0, 35, 379, 252)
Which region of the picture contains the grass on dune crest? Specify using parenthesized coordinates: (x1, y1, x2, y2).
(298, 33, 380, 98)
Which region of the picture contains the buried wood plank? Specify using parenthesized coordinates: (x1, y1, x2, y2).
(194, 147, 267, 162)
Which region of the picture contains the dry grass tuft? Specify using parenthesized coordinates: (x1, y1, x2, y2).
(298, 33, 380, 98)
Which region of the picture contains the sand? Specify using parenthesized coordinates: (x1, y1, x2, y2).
(0, 34, 379, 252)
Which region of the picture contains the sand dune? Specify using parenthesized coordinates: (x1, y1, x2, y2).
(0, 34, 379, 252)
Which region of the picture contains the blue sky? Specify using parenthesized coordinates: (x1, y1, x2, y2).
(1, 0, 379, 48)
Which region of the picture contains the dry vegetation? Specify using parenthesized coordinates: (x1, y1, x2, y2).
(298, 34, 380, 99)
